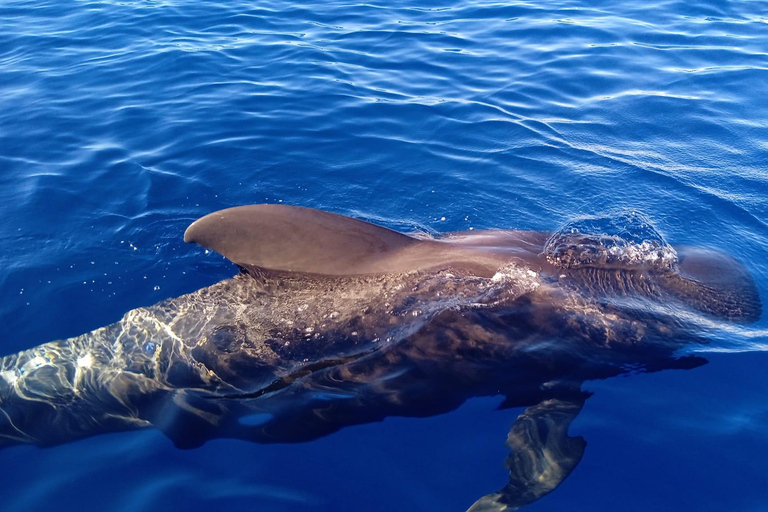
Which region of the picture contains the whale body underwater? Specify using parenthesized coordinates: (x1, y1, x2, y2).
(0, 204, 762, 511)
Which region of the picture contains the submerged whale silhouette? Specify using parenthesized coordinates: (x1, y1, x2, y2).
(0, 205, 761, 511)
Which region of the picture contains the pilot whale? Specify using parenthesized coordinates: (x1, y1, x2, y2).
(0, 205, 761, 511)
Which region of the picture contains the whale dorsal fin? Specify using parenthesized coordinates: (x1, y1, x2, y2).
(184, 204, 424, 275)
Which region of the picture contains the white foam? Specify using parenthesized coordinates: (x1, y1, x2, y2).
(77, 353, 93, 368)
(0, 370, 18, 385)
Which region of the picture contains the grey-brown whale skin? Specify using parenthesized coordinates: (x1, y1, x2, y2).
(0, 205, 761, 511)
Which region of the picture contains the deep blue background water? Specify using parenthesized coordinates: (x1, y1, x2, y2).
(1, 0, 768, 510)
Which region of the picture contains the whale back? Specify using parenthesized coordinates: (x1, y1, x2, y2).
(183, 204, 545, 277)
(185, 205, 761, 323)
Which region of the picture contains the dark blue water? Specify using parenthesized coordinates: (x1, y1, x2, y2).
(1, 0, 768, 510)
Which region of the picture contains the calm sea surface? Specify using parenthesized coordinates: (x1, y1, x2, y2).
(1, 0, 768, 510)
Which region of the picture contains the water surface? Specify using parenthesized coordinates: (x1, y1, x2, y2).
(1, 0, 767, 510)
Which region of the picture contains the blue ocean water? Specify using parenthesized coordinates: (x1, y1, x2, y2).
(1, 0, 768, 510)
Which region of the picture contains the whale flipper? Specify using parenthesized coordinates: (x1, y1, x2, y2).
(184, 204, 425, 275)
(468, 393, 589, 512)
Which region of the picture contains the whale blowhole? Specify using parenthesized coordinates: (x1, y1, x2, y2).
(544, 211, 678, 270)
